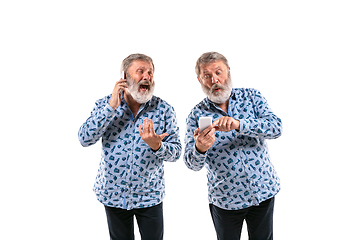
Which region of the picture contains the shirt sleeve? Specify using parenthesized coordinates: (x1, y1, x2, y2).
(152, 105, 182, 162)
(183, 111, 207, 171)
(78, 100, 116, 147)
(238, 89, 282, 139)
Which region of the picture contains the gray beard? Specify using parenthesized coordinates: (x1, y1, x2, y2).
(127, 78, 155, 104)
(201, 76, 233, 104)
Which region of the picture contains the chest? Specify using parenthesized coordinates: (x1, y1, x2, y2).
(103, 106, 166, 145)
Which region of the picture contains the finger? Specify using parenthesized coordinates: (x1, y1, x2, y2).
(143, 118, 149, 132)
(228, 119, 234, 131)
(116, 79, 127, 87)
(204, 128, 215, 140)
(149, 119, 156, 134)
(194, 128, 200, 136)
(138, 124, 143, 136)
(226, 118, 232, 130)
(118, 83, 128, 91)
(202, 126, 214, 136)
(118, 78, 127, 83)
(212, 119, 219, 128)
(115, 80, 126, 89)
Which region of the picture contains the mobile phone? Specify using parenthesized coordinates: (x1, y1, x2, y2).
(199, 117, 212, 133)
(120, 71, 126, 79)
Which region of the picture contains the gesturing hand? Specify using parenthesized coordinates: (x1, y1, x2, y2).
(109, 78, 128, 110)
(212, 116, 240, 132)
(194, 126, 215, 154)
(139, 118, 169, 151)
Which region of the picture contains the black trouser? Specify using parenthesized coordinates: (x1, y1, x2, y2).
(104, 203, 163, 240)
(210, 197, 275, 240)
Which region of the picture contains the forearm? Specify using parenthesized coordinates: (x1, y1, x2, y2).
(183, 143, 207, 171)
(238, 89, 283, 139)
(238, 115, 282, 139)
(78, 104, 115, 147)
(153, 140, 182, 162)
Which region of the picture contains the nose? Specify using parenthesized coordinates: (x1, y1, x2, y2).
(143, 72, 151, 81)
(212, 76, 219, 84)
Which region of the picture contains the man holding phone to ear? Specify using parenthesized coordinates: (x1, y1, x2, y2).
(79, 53, 182, 240)
(184, 52, 282, 240)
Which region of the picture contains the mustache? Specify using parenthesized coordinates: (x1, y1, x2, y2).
(138, 80, 152, 86)
(126, 79, 152, 86)
(211, 83, 226, 92)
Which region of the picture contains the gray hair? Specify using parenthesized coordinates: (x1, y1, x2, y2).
(195, 52, 229, 78)
(120, 53, 155, 75)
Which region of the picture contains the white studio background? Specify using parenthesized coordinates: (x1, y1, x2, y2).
(1, 0, 359, 239)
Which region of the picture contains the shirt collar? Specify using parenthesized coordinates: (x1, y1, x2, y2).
(204, 89, 236, 109)
(119, 94, 154, 119)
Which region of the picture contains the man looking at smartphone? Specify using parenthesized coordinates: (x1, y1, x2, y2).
(79, 53, 182, 240)
(184, 52, 282, 240)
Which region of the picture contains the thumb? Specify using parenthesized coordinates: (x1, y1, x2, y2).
(159, 133, 169, 140)
(194, 128, 200, 136)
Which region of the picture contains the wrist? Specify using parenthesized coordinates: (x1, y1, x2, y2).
(109, 101, 117, 110)
(150, 142, 162, 152)
(195, 144, 207, 154)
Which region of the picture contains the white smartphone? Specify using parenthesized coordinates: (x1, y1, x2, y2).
(199, 117, 212, 133)
(120, 71, 126, 79)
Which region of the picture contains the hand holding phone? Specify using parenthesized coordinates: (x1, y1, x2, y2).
(109, 72, 128, 110)
(119, 71, 127, 94)
(199, 117, 212, 133)
(195, 117, 215, 153)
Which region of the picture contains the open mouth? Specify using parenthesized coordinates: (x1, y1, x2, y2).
(211, 83, 223, 92)
(139, 84, 150, 91)
(212, 87, 223, 93)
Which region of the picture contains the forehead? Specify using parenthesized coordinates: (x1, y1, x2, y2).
(200, 60, 227, 73)
(129, 60, 153, 70)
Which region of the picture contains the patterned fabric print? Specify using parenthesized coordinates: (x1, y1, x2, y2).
(79, 94, 182, 210)
(184, 88, 282, 210)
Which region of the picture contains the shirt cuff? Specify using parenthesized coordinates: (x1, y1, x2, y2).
(238, 119, 247, 133)
(152, 142, 165, 155)
(193, 146, 207, 160)
(103, 104, 116, 118)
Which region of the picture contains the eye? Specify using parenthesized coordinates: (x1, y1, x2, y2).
(204, 75, 210, 79)
(216, 71, 222, 75)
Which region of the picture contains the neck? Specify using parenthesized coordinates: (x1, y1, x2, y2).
(216, 99, 229, 113)
(124, 92, 141, 117)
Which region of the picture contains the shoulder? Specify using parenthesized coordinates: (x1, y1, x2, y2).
(232, 88, 261, 96)
(94, 94, 112, 108)
(149, 96, 178, 119)
(232, 88, 266, 101)
(189, 98, 209, 115)
(150, 95, 174, 110)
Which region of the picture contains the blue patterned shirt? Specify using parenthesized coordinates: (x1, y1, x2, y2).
(184, 88, 282, 210)
(78, 94, 182, 210)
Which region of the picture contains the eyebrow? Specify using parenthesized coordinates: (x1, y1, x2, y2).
(203, 66, 222, 73)
(137, 66, 153, 71)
